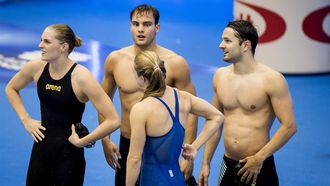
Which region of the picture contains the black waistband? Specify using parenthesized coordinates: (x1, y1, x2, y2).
(223, 155, 274, 167)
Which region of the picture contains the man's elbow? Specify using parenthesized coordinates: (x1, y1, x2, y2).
(287, 121, 297, 137)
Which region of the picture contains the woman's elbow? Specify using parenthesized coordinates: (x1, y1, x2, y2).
(5, 84, 17, 101)
(108, 117, 120, 130)
(212, 111, 224, 126)
(127, 155, 142, 166)
(5, 84, 13, 97)
(101, 116, 120, 134)
(218, 112, 224, 124)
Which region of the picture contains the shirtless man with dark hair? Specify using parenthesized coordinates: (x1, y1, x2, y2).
(198, 20, 297, 186)
(98, 4, 197, 186)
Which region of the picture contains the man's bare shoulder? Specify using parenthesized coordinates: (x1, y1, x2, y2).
(104, 46, 134, 69)
(107, 46, 134, 61)
(257, 63, 288, 92)
(258, 63, 284, 80)
(214, 65, 232, 78)
(157, 46, 186, 64)
(212, 66, 233, 90)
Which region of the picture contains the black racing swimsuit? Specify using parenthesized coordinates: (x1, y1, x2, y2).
(218, 155, 278, 186)
(26, 63, 86, 186)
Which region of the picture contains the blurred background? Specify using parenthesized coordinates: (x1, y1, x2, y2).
(0, 0, 329, 185)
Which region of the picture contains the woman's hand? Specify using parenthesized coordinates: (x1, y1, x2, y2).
(22, 117, 46, 142)
(68, 124, 83, 148)
(181, 143, 197, 161)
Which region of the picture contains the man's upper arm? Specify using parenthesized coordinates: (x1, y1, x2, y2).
(102, 52, 118, 100)
(268, 72, 296, 126)
(173, 57, 196, 95)
(212, 69, 224, 112)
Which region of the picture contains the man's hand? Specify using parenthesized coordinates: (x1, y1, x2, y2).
(238, 155, 264, 185)
(102, 139, 121, 170)
(179, 158, 194, 180)
(198, 163, 210, 186)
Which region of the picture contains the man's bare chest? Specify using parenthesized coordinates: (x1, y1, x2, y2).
(217, 78, 269, 111)
(113, 62, 142, 94)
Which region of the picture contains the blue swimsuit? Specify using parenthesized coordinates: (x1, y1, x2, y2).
(139, 89, 185, 186)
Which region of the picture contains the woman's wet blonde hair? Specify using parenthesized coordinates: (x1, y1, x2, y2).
(134, 51, 166, 100)
(48, 24, 82, 54)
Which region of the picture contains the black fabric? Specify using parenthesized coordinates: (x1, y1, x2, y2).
(37, 63, 85, 128)
(115, 135, 129, 186)
(218, 155, 279, 186)
(115, 135, 139, 186)
(186, 176, 198, 186)
(74, 122, 95, 148)
(26, 63, 86, 185)
(26, 138, 85, 186)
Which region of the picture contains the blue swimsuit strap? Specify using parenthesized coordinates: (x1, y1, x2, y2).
(152, 89, 178, 121)
(173, 89, 179, 121)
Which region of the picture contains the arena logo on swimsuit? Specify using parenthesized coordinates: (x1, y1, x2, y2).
(45, 84, 61, 92)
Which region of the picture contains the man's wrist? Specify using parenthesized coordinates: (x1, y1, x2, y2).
(20, 113, 30, 123)
(255, 151, 267, 162)
(202, 160, 211, 166)
(102, 136, 111, 143)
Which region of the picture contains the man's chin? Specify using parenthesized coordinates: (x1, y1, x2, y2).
(135, 42, 150, 48)
(223, 58, 231, 63)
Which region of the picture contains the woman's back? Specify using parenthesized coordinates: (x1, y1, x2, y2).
(127, 51, 223, 186)
(140, 88, 186, 186)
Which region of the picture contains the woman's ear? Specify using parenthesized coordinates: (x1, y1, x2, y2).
(144, 77, 150, 86)
(137, 75, 146, 88)
(61, 42, 69, 53)
(141, 76, 150, 88)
